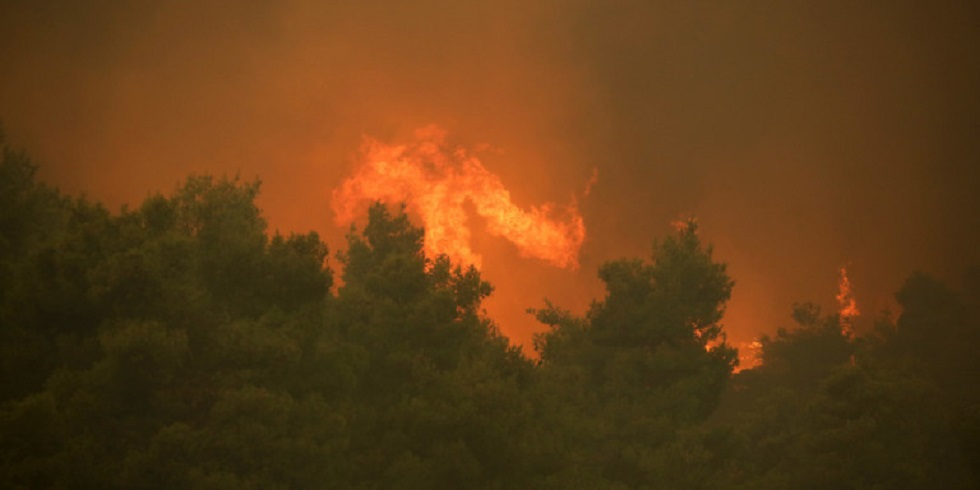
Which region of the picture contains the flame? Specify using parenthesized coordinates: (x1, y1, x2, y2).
(332, 125, 587, 269)
(836, 266, 860, 337)
(735, 340, 763, 372)
(670, 215, 697, 232)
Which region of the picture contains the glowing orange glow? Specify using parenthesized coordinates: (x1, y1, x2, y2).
(671, 216, 696, 233)
(836, 266, 860, 337)
(735, 340, 763, 372)
(332, 125, 587, 269)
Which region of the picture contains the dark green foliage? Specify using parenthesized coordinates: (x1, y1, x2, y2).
(1, 138, 977, 488)
(712, 284, 980, 489)
(535, 220, 737, 420)
(0, 139, 105, 401)
(528, 220, 738, 486)
(0, 143, 343, 487)
(757, 303, 855, 390)
(333, 203, 534, 488)
(877, 272, 980, 401)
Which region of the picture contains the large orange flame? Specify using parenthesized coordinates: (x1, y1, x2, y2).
(836, 266, 860, 337)
(332, 125, 587, 269)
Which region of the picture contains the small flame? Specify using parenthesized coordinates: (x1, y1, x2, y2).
(836, 266, 860, 337)
(735, 340, 763, 372)
(670, 215, 697, 233)
(332, 125, 587, 269)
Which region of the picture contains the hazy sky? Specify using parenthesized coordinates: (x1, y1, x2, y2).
(2, 0, 978, 351)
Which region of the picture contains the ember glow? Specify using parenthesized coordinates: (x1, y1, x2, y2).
(836, 266, 860, 337)
(332, 126, 587, 269)
(737, 340, 764, 371)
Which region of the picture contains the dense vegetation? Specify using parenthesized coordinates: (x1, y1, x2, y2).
(2, 136, 978, 488)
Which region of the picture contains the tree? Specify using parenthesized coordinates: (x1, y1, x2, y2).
(753, 303, 855, 391)
(332, 202, 534, 488)
(710, 272, 980, 489)
(870, 271, 980, 483)
(0, 134, 110, 401)
(715, 362, 971, 489)
(0, 165, 343, 487)
(536, 219, 736, 419)
(530, 219, 738, 486)
(875, 272, 980, 398)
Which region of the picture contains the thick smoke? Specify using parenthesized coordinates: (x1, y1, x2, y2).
(2, 0, 978, 349)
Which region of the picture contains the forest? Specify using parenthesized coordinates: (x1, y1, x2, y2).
(2, 135, 979, 489)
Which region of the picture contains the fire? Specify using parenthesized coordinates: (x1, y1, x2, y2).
(735, 340, 763, 372)
(836, 266, 860, 337)
(332, 125, 587, 269)
(670, 215, 696, 232)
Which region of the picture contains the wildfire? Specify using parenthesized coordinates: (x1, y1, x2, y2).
(735, 340, 763, 372)
(836, 266, 860, 337)
(331, 125, 587, 269)
(670, 215, 697, 232)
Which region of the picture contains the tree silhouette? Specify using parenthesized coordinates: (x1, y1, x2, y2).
(2, 137, 979, 488)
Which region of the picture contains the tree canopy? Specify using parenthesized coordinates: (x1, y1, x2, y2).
(1, 137, 977, 488)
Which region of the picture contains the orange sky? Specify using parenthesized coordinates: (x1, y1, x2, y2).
(2, 0, 979, 354)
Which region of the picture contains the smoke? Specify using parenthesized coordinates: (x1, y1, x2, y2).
(2, 0, 978, 350)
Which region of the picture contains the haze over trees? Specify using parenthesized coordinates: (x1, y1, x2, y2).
(1, 136, 978, 488)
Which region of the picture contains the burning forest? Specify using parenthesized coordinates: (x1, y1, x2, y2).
(2, 134, 979, 487)
(2, 0, 979, 487)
